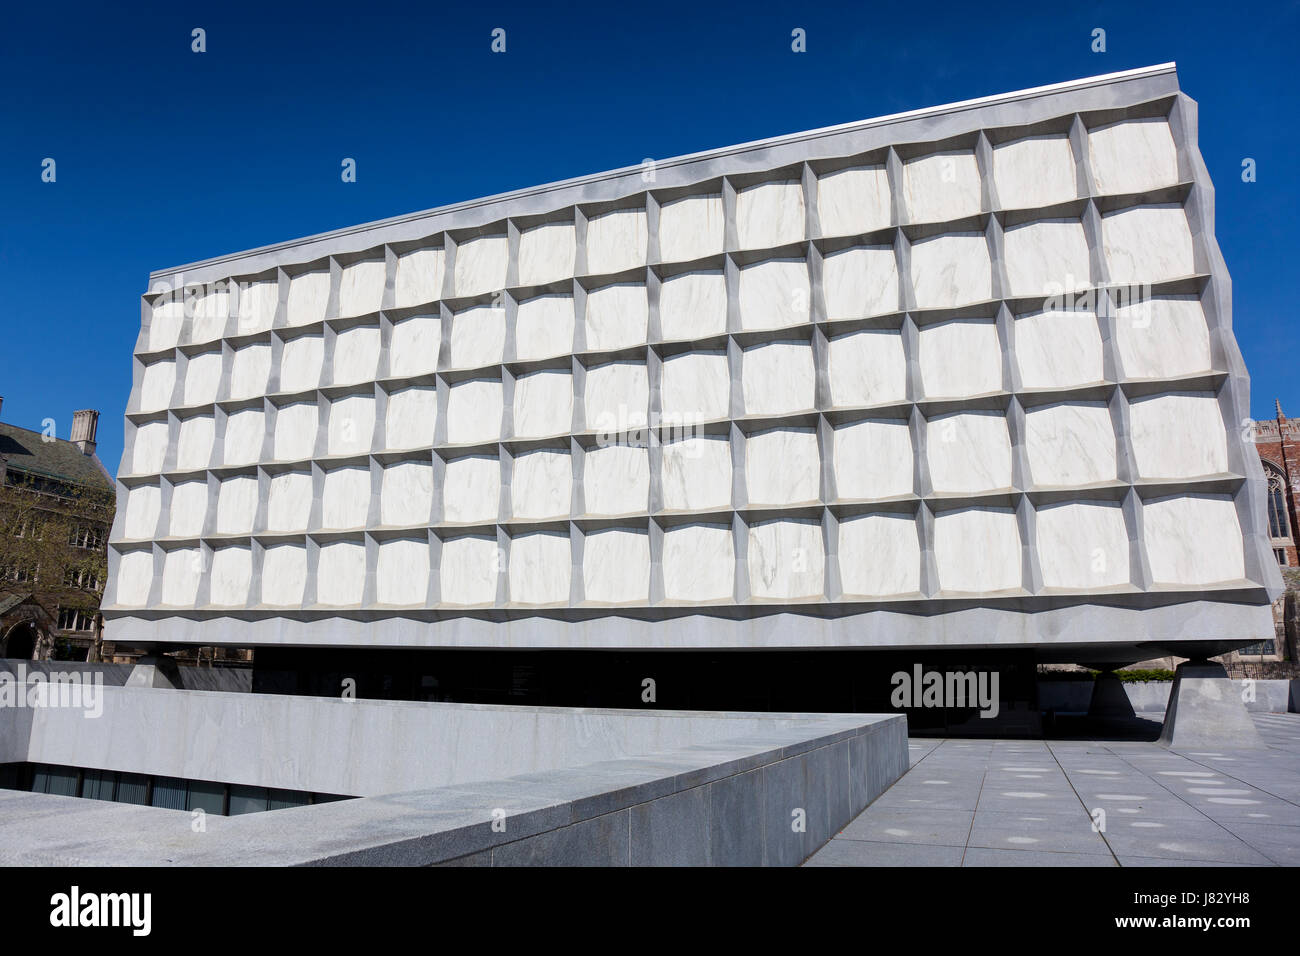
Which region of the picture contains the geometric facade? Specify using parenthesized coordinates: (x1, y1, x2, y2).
(103, 64, 1282, 659)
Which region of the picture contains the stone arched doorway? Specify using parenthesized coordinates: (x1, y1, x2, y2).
(2, 621, 39, 660)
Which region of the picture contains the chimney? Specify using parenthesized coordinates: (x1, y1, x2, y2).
(71, 409, 99, 456)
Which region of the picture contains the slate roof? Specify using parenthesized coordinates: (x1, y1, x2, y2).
(0, 422, 112, 492)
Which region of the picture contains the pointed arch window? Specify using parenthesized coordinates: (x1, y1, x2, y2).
(1267, 468, 1289, 539)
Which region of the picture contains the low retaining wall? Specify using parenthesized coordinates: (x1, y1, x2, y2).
(0, 687, 907, 866)
(0, 659, 251, 693)
(1038, 679, 1292, 714)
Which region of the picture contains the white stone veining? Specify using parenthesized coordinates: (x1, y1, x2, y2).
(926, 412, 1013, 494)
(139, 359, 175, 413)
(584, 282, 647, 351)
(582, 528, 649, 604)
(446, 378, 502, 445)
(376, 538, 430, 605)
(388, 314, 441, 378)
(215, 476, 257, 535)
(1002, 219, 1091, 298)
(175, 414, 215, 472)
(582, 444, 649, 515)
(381, 461, 433, 526)
(746, 428, 819, 506)
(1014, 310, 1104, 389)
(161, 547, 201, 606)
(742, 341, 814, 416)
(1115, 296, 1211, 379)
(1024, 402, 1117, 486)
(393, 247, 444, 309)
(822, 245, 899, 319)
(333, 325, 381, 385)
(1036, 501, 1130, 589)
(747, 519, 824, 600)
(909, 233, 992, 309)
(833, 419, 913, 500)
(384, 385, 437, 450)
(817, 166, 891, 237)
(209, 546, 251, 606)
(182, 351, 222, 407)
(934, 507, 1021, 593)
(585, 208, 646, 275)
(1103, 204, 1195, 285)
(223, 408, 265, 466)
(266, 471, 312, 532)
(1089, 119, 1179, 196)
(919, 319, 1002, 399)
(321, 466, 370, 529)
(517, 221, 576, 287)
(1129, 392, 1229, 479)
(1143, 495, 1244, 586)
(449, 304, 505, 369)
(738, 258, 810, 331)
(838, 513, 921, 597)
(167, 481, 208, 538)
(327, 394, 375, 456)
(131, 421, 168, 474)
(513, 369, 573, 438)
(273, 401, 318, 461)
(508, 531, 571, 604)
(992, 134, 1077, 210)
(660, 351, 729, 421)
(511, 448, 572, 520)
(903, 151, 981, 223)
(659, 271, 727, 341)
(279, 333, 324, 394)
(454, 234, 508, 297)
(584, 361, 648, 433)
(338, 259, 385, 318)
(440, 535, 500, 605)
(123, 484, 161, 539)
(659, 194, 724, 263)
(316, 541, 366, 606)
(229, 342, 271, 400)
(442, 455, 501, 524)
(662, 524, 734, 602)
(286, 270, 329, 327)
(660, 436, 732, 512)
(515, 294, 575, 361)
(828, 330, 907, 407)
(236, 280, 278, 335)
(736, 180, 804, 249)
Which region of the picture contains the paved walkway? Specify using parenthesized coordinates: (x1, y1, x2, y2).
(806, 713, 1300, 867)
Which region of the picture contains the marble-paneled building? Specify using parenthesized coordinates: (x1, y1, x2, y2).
(103, 64, 1281, 667)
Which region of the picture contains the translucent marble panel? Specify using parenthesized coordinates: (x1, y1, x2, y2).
(662, 524, 734, 603)
(215, 476, 258, 535)
(333, 325, 381, 385)
(1014, 310, 1104, 390)
(919, 319, 1002, 399)
(736, 180, 804, 249)
(183, 351, 222, 407)
(745, 428, 819, 506)
(838, 513, 921, 597)
(327, 394, 375, 456)
(168, 481, 208, 537)
(209, 545, 252, 607)
(513, 369, 573, 438)
(582, 528, 650, 604)
(317, 541, 366, 606)
(1143, 495, 1244, 586)
(1102, 205, 1194, 285)
(584, 361, 648, 433)
(515, 294, 575, 361)
(822, 246, 899, 319)
(393, 247, 445, 309)
(236, 280, 278, 335)
(131, 421, 169, 474)
(273, 401, 318, 461)
(1129, 393, 1229, 479)
(903, 151, 982, 223)
(140, 359, 176, 413)
(161, 547, 201, 606)
(338, 259, 385, 318)
(661, 435, 732, 512)
(449, 304, 505, 369)
(321, 466, 371, 529)
(828, 329, 907, 408)
(114, 550, 154, 607)
(286, 270, 329, 327)
(585, 208, 647, 275)
(926, 412, 1013, 494)
(443, 455, 500, 524)
(1036, 501, 1130, 589)
(742, 342, 814, 416)
(509, 531, 571, 604)
(380, 461, 433, 526)
(454, 234, 508, 297)
(440, 535, 500, 605)
(190, 288, 230, 344)
(747, 519, 824, 600)
(660, 352, 729, 422)
(584, 283, 647, 351)
(1024, 402, 1117, 486)
(658, 194, 724, 263)
(384, 385, 437, 450)
(229, 342, 271, 400)
(583, 444, 649, 515)
(266, 471, 312, 533)
(388, 314, 441, 378)
(934, 507, 1021, 593)
(260, 543, 310, 604)
(176, 415, 215, 471)
(738, 259, 810, 331)
(279, 333, 324, 393)
(376, 538, 430, 606)
(446, 379, 503, 445)
(1089, 119, 1179, 196)
(149, 297, 184, 351)
(658, 271, 726, 341)
(992, 134, 1077, 210)
(518, 221, 576, 286)
(909, 234, 992, 310)
(833, 420, 913, 500)
(1115, 297, 1212, 379)
(511, 449, 571, 520)
(123, 484, 161, 539)
(1003, 219, 1091, 298)
(817, 166, 891, 237)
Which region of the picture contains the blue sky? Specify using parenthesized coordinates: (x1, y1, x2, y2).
(1, 0, 1296, 472)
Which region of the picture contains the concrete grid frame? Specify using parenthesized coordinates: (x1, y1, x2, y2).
(103, 63, 1283, 657)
